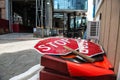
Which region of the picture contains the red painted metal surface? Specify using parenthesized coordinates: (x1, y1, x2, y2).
(34, 37, 78, 55)
(0, 19, 9, 33)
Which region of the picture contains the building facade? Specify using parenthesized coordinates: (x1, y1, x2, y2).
(0, 0, 50, 33)
(0, 0, 88, 37)
(94, 0, 120, 75)
(0, 0, 6, 19)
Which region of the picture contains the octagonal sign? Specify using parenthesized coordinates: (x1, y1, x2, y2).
(77, 39, 104, 57)
(34, 37, 79, 55)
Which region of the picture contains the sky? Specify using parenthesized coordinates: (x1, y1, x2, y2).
(87, 0, 93, 21)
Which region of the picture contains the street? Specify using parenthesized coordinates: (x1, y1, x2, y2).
(0, 33, 42, 80)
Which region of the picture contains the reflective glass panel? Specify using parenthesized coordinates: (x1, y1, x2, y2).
(54, 0, 88, 11)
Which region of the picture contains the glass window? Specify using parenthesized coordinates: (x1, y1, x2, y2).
(54, 0, 88, 11)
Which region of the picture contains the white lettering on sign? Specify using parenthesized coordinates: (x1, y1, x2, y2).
(54, 38, 70, 45)
(61, 38, 70, 43)
(83, 42, 88, 48)
(78, 40, 89, 54)
(38, 45, 51, 51)
(38, 38, 70, 51)
(46, 42, 58, 48)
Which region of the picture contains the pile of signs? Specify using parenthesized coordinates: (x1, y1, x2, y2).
(34, 37, 116, 80)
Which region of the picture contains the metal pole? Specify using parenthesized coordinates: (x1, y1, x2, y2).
(36, 0, 37, 27)
(73, 12, 76, 38)
(10, 0, 13, 32)
(6, 0, 13, 32)
(5, 0, 9, 20)
(63, 13, 65, 35)
(41, 0, 43, 27)
(36, 0, 41, 27)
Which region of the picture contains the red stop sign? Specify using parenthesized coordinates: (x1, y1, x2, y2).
(34, 37, 78, 55)
(77, 39, 104, 57)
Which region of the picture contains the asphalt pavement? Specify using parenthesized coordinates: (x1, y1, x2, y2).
(0, 33, 42, 80)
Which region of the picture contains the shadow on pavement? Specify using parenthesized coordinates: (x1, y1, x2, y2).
(0, 49, 42, 80)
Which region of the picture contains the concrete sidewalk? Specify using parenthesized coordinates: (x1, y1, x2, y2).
(0, 33, 39, 40)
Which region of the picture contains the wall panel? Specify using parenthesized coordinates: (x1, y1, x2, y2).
(107, 0, 120, 66)
(101, 0, 106, 45)
(114, 2, 120, 74)
(103, 0, 112, 53)
(96, 1, 104, 45)
(95, 0, 120, 74)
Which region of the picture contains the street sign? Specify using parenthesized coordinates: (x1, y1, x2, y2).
(34, 37, 79, 55)
(34, 37, 104, 56)
(77, 39, 104, 57)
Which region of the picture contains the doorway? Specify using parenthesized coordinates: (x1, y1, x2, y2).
(11, 0, 36, 33)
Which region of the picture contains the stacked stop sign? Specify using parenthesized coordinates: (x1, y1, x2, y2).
(36, 37, 115, 79)
(34, 37, 104, 57)
(34, 37, 79, 55)
(77, 39, 104, 57)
